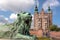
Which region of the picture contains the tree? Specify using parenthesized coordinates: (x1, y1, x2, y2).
(49, 25, 60, 31)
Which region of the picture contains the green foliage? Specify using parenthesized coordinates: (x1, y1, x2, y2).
(50, 25, 60, 31)
(37, 37, 51, 40)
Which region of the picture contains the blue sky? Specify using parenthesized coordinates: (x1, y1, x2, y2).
(0, 0, 60, 27)
(38, 0, 60, 27)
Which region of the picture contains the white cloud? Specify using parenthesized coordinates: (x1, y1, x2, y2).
(0, 15, 8, 23)
(5, 18, 8, 21)
(0, 0, 35, 12)
(10, 13, 17, 20)
(43, 0, 60, 10)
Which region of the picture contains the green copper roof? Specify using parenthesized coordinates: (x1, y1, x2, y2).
(48, 6, 51, 11)
(35, 5, 38, 12)
(48, 6, 52, 13)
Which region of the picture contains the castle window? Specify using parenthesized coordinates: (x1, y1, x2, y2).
(44, 18, 48, 23)
(39, 23, 41, 26)
(45, 18, 47, 21)
(38, 18, 42, 28)
(45, 23, 48, 28)
(39, 18, 42, 22)
(38, 23, 41, 28)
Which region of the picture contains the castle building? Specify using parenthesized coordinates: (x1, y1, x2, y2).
(30, 1, 52, 37)
(34, 5, 52, 31)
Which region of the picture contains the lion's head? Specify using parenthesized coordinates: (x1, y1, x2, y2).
(16, 12, 32, 35)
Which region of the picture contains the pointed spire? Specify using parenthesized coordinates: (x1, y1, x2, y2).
(35, 0, 38, 12)
(48, 6, 52, 13)
(35, 5, 38, 12)
(42, 8, 44, 11)
(48, 6, 51, 11)
(41, 8, 45, 14)
(36, 0, 38, 7)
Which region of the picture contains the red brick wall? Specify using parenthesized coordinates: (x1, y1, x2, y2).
(29, 30, 43, 37)
(50, 31, 60, 37)
(30, 30, 60, 37)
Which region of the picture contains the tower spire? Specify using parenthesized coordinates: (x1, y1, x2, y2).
(48, 6, 52, 13)
(47, 2, 52, 13)
(48, 6, 51, 11)
(35, 0, 38, 12)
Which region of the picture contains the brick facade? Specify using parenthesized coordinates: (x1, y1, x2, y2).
(30, 5, 52, 37)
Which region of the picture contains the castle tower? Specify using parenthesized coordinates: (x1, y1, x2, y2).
(30, 1, 52, 37)
(38, 8, 45, 30)
(40, 8, 45, 15)
(48, 6, 52, 27)
(34, 0, 39, 30)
